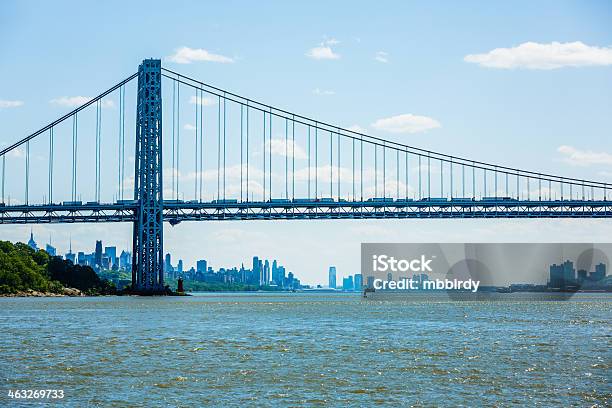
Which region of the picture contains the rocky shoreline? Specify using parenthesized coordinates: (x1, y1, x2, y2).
(1, 287, 85, 297)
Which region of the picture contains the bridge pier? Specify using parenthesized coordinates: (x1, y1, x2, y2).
(131, 59, 166, 294)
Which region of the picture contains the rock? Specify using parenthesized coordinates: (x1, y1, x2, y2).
(62, 287, 84, 297)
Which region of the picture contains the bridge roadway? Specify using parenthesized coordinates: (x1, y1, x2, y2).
(0, 198, 611, 224)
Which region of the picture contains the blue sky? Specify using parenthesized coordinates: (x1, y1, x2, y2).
(1, 1, 612, 284)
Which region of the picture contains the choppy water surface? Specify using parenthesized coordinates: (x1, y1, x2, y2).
(0, 292, 610, 407)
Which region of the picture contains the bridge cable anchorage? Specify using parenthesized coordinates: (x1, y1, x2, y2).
(161, 68, 610, 193)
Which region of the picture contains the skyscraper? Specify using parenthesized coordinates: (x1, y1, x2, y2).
(45, 243, 56, 257)
(342, 276, 354, 291)
(27, 230, 38, 251)
(95, 240, 103, 269)
(104, 246, 117, 268)
(328, 266, 337, 289)
(196, 259, 207, 273)
(354, 274, 362, 291)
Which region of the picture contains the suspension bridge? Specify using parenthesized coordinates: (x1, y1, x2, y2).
(1, 59, 610, 293)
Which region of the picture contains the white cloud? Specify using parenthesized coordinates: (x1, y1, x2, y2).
(184, 124, 196, 131)
(347, 125, 367, 133)
(557, 145, 612, 166)
(371, 114, 441, 134)
(306, 39, 340, 60)
(266, 138, 308, 160)
(375, 51, 389, 63)
(167, 46, 234, 64)
(0, 99, 24, 108)
(312, 88, 335, 96)
(50, 96, 114, 108)
(189, 95, 217, 106)
(464, 41, 612, 69)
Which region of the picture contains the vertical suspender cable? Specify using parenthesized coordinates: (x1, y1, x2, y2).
(176, 83, 180, 200)
(25, 140, 29, 204)
(268, 108, 271, 201)
(396, 150, 399, 199)
(405, 150, 408, 200)
(223, 95, 227, 201)
(172, 82, 176, 200)
(246, 102, 249, 201)
(49, 127, 54, 203)
(440, 159, 443, 197)
(285, 118, 288, 199)
(360, 135, 363, 201)
(217, 95, 221, 200)
(292, 117, 295, 200)
(374, 145, 378, 197)
(329, 131, 333, 198)
(307, 126, 311, 199)
(262, 111, 266, 201)
(200, 89, 204, 202)
(352, 137, 355, 201)
(383, 143, 386, 199)
(241, 104, 244, 202)
(337, 131, 340, 200)
(315, 124, 318, 199)
(427, 154, 431, 199)
(195, 89, 198, 200)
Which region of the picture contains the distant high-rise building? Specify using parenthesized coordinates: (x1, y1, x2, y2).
(65, 237, 75, 264)
(94, 241, 103, 269)
(591, 263, 606, 281)
(77, 251, 86, 265)
(342, 276, 354, 291)
(263, 260, 270, 285)
(165, 253, 171, 269)
(328, 266, 337, 289)
(354, 274, 362, 291)
(196, 259, 207, 273)
(27, 230, 38, 251)
(104, 246, 117, 268)
(119, 250, 131, 270)
(549, 260, 576, 288)
(177, 259, 184, 273)
(45, 243, 56, 257)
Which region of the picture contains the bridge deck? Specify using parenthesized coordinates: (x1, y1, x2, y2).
(0, 199, 610, 224)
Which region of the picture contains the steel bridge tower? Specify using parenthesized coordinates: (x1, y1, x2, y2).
(131, 59, 165, 294)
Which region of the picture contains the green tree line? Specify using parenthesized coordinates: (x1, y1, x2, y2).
(0, 241, 115, 295)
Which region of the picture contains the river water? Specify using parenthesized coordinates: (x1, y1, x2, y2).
(0, 292, 610, 407)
